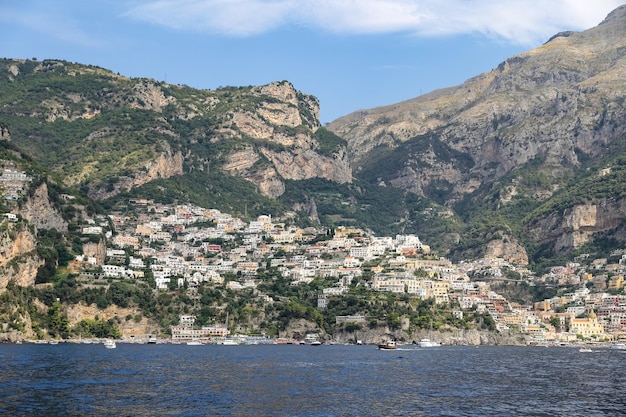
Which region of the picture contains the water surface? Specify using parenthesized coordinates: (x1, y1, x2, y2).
(0, 343, 623, 416)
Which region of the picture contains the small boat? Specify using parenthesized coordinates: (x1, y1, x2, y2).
(103, 340, 116, 349)
(221, 339, 239, 345)
(48, 340, 59, 345)
(419, 338, 441, 348)
(186, 340, 204, 346)
(310, 340, 322, 346)
(610, 342, 626, 350)
(378, 340, 397, 350)
(147, 335, 158, 344)
(579, 347, 592, 353)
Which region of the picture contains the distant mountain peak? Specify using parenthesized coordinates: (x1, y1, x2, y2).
(600, 4, 626, 25)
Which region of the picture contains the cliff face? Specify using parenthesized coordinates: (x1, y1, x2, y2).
(528, 197, 626, 253)
(484, 235, 529, 265)
(20, 183, 68, 232)
(0, 224, 42, 290)
(216, 83, 352, 198)
(213, 81, 352, 197)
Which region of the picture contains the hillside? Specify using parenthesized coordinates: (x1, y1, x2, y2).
(328, 5, 626, 265)
(0, 60, 350, 212)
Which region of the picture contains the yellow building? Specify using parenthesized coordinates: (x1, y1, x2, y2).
(608, 275, 624, 290)
(569, 310, 604, 338)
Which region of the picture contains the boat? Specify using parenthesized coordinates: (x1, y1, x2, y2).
(48, 340, 59, 345)
(419, 318, 441, 348)
(147, 335, 158, 344)
(378, 340, 397, 350)
(103, 340, 116, 349)
(310, 340, 322, 346)
(610, 342, 626, 350)
(186, 340, 204, 346)
(579, 347, 592, 353)
(419, 338, 441, 348)
(221, 339, 239, 345)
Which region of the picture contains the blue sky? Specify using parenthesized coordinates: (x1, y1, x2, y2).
(1, 0, 624, 123)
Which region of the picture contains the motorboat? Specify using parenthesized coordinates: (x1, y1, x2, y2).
(579, 347, 592, 353)
(186, 340, 204, 346)
(378, 340, 397, 350)
(103, 340, 116, 349)
(418, 338, 441, 348)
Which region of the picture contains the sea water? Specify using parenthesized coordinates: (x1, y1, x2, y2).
(0, 343, 624, 416)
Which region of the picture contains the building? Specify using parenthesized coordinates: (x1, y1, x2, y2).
(569, 310, 605, 339)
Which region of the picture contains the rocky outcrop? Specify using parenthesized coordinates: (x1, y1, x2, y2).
(129, 80, 175, 112)
(213, 81, 351, 197)
(65, 303, 155, 339)
(20, 183, 68, 232)
(484, 235, 529, 265)
(130, 150, 184, 188)
(260, 145, 351, 184)
(0, 123, 9, 141)
(87, 149, 184, 200)
(0, 224, 42, 290)
(82, 239, 107, 266)
(528, 198, 626, 253)
(218, 81, 350, 196)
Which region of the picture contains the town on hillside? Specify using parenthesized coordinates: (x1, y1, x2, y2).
(61, 192, 626, 346)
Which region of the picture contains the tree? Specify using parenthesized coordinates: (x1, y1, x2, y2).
(549, 316, 561, 331)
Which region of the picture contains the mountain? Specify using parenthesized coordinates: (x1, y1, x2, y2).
(0, 60, 350, 212)
(328, 5, 626, 265)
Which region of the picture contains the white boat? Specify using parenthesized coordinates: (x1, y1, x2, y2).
(610, 342, 626, 350)
(186, 340, 204, 346)
(310, 340, 322, 346)
(579, 347, 592, 353)
(48, 340, 59, 345)
(419, 338, 441, 348)
(221, 339, 239, 345)
(103, 340, 116, 349)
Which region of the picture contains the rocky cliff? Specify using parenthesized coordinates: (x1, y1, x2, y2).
(0, 224, 41, 290)
(20, 183, 68, 232)
(529, 197, 626, 253)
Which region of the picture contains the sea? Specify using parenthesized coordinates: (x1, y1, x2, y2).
(0, 343, 624, 417)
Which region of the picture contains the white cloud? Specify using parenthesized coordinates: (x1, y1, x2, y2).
(124, 0, 624, 45)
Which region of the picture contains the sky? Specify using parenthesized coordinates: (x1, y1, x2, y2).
(1, 1, 624, 123)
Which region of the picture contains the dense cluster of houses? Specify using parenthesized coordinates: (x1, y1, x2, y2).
(66, 198, 626, 343)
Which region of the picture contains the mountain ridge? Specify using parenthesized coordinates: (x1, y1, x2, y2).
(328, 4, 626, 261)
